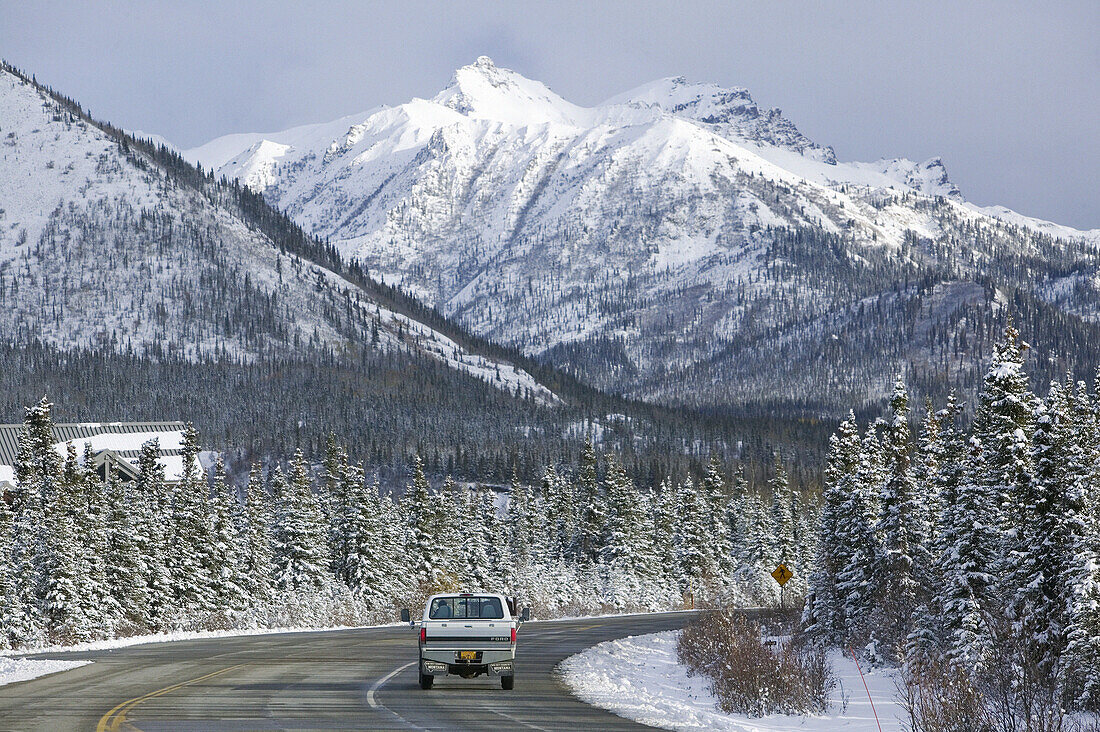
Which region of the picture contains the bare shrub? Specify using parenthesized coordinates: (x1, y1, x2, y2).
(900, 657, 996, 732)
(678, 609, 835, 716)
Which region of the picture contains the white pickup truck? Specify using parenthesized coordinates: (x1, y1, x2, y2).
(401, 592, 530, 690)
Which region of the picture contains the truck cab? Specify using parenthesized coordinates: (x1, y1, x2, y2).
(401, 592, 529, 690)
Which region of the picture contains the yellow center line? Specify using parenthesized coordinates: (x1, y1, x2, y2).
(95, 663, 246, 732)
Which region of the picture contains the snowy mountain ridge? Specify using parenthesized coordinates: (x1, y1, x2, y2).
(0, 64, 557, 405)
(182, 58, 1100, 412)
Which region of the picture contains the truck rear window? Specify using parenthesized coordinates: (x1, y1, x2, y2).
(429, 596, 505, 619)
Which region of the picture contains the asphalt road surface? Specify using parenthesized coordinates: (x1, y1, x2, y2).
(0, 611, 696, 731)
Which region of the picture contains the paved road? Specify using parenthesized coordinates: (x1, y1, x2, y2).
(0, 611, 696, 731)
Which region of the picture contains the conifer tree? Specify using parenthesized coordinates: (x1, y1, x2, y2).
(836, 423, 883, 644)
(403, 456, 440, 590)
(208, 459, 247, 620)
(272, 452, 329, 591)
(0, 498, 16, 649)
(938, 435, 997, 672)
(348, 471, 400, 607)
(507, 467, 532, 573)
(103, 461, 146, 632)
(702, 454, 732, 577)
(738, 488, 776, 603)
(804, 412, 860, 644)
(11, 397, 61, 644)
(770, 454, 795, 570)
(323, 436, 353, 584)
(875, 377, 926, 652)
(241, 463, 274, 616)
(169, 424, 212, 614)
(652, 479, 679, 590)
(134, 440, 172, 630)
(675, 478, 711, 588)
(463, 484, 496, 591)
(576, 438, 603, 564)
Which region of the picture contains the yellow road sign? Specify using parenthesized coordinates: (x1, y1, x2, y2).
(772, 564, 793, 587)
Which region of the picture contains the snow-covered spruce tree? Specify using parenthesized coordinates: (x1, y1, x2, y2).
(323, 435, 353, 585)
(770, 454, 795, 571)
(134, 439, 173, 631)
(992, 383, 1075, 718)
(102, 460, 147, 633)
(541, 466, 574, 560)
(10, 397, 62, 645)
(349, 471, 404, 610)
(463, 483, 497, 592)
(725, 465, 750, 564)
(938, 434, 998, 673)
(403, 456, 441, 592)
(836, 423, 883, 646)
(602, 455, 647, 609)
(433, 475, 464, 586)
(76, 443, 118, 638)
(737, 486, 777, 604)
(804, 412, 860, 645)
(972, 325, 1035, 558)
(241, 463, 274, 618)
(0, 490, 19, 648)
(675, 478, 712, 593)
(906, 393, 962, 668)
(1067, 376, 1100, 709)
(575, 438, 604, 565)
(168, 424, 212, 616)
(272, 452, 329, 592)
(702, 454, 733, 579)
(1028, 379, 1100, 711)
(938, 326, 1035, 672)
(42, 445, 90, 644)
(873, 377, 927, 657)
(207, 458, 248, 622)
(652, 479, 680, 596)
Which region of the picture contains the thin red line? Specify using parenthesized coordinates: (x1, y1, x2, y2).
(848, 646, 883, 732)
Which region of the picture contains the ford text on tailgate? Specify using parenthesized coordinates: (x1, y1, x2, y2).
(400, 592, 530, 690)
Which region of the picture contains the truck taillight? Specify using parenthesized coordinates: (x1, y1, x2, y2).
(420, 627, 426, 643)
(511, 628, 516, 643)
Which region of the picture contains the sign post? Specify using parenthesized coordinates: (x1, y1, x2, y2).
(771, 564, 793, 610)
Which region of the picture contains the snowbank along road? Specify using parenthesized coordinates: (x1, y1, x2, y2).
(0, 611, 701, 730)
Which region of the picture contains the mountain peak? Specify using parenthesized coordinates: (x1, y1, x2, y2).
(433, 57, 587, 127)
(604, 76, 836, 163)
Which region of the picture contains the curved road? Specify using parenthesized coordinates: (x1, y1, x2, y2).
(0, 611, 695, 731)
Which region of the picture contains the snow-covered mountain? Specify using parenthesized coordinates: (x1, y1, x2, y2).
(0, 63, 556, 404)
(187, 57, 1100, 412)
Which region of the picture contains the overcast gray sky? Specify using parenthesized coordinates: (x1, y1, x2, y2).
(2, 1, 1096, 228)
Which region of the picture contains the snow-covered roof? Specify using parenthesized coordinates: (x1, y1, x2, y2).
(0, 421, 197, 485)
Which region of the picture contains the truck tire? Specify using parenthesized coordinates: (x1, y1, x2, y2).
(501, 674, 514, 690)
(419, 671, 434, 690)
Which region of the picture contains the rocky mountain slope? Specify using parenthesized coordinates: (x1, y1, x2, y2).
(0, 62, 558, 403)
(188, 58, 1100, 415)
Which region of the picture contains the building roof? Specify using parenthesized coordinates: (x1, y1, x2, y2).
(0, 421, 185, 467)
(0, 422, 192, 486)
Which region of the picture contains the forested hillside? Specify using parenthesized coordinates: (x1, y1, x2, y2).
(0, 61, 827, 480)
(804, 327, 1100, 722)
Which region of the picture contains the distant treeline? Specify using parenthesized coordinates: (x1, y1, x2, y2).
(0, 399, 817, 649)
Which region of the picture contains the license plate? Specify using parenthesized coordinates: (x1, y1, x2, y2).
(459, 651, 477, 661)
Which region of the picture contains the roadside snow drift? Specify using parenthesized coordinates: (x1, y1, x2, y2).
(560, 630, 905, 731)
(0, 657, 89, 688)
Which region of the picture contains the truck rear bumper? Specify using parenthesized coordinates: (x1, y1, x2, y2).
(421, 650, 515, 677)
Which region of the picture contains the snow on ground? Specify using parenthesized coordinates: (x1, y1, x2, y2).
(0, 623, 385, 658)
(0, 657, 90, 687)
(560, 630, 906, 731)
